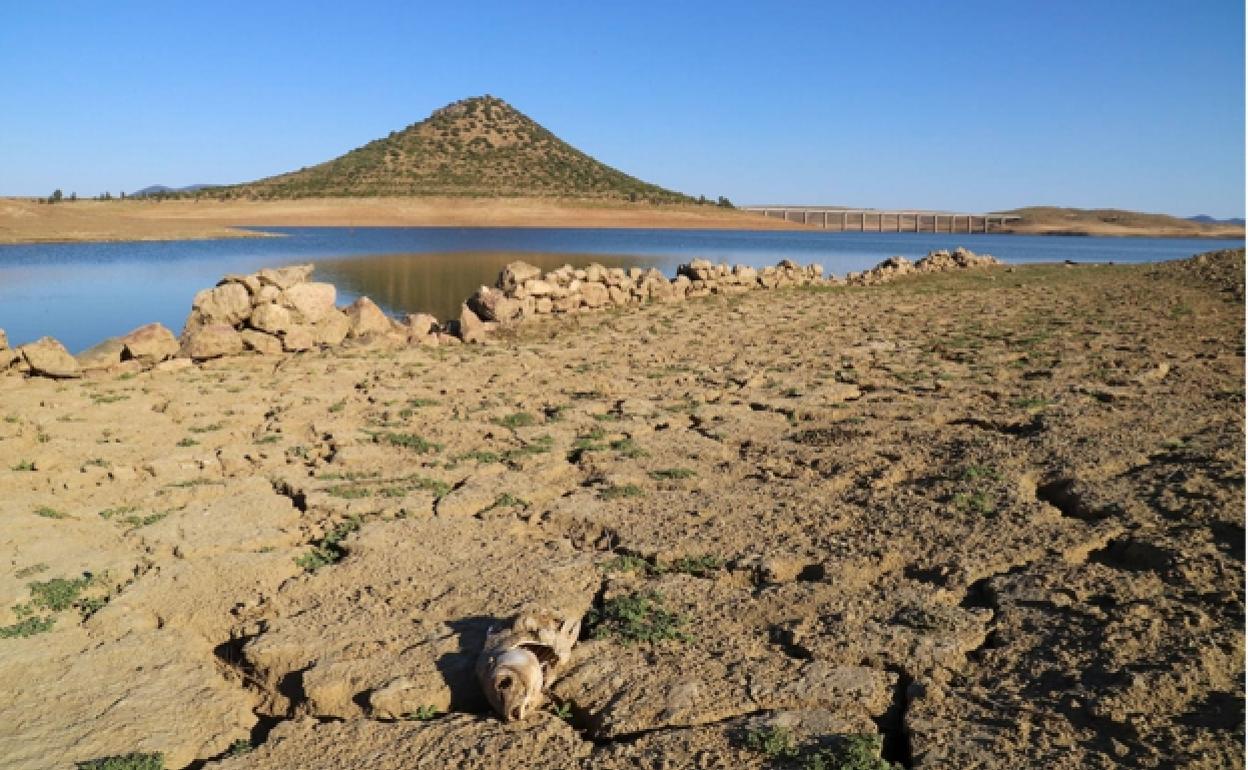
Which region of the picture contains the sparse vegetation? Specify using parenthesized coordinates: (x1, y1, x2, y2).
(34, 505, 69, 519)
(296, 518, 363, 571)
(375, 431, 443, 454)
(599, 483, 643, 500)
(650, 467, 696, 480)
(587, 591, 690, 644)
(75, 754, 164, 770)
(402, 705, 439, 721)
(494, 411, 536, 429)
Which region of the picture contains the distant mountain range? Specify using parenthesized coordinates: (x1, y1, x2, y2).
(1187, 214, 1245, 226)
(204, 95, 691, 203)
(130, 184, 216, 197)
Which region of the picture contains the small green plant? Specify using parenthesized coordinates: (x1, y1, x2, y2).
(668, 555, 723, 577)
(0, 615, 55, 639)
(75, 753, 165, 770)
(958, 465, 999, 482)
(91, 393, 129, 404)
(28, 575, 93, 611)
(650, 467, 696, 480)
(226, 739, 254, 756)
(255, 434, 282, 445)
(1009, 396, 1050, 410)
(494, 412, 536, 429)
(587, 591, 690, 644)
(743, 726, 799, 759)
(801, 735, 895, 770)
(600, 484, 643, 501)
(550, 702, 573, 721)
(376, 432, 443, 454)
(14, 563, 48, 579)
(601, 554, 657, 574)
(11, 460, 35, 471)
(609, 437, 648, 458)
(952, 490, 995, 515)
(295, 517, 362, 571)
(33, 506, 68, 519)
(176, 437, 198, 448)
(188, 422, 223, 433)
(403, 704, 439, 721)
(328, 399, 346, 413)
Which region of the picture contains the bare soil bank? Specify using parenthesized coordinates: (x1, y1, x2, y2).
(0, 197, 804, 244)
(0, 251, 1242, 769)
(1001, 206, 1245, 239)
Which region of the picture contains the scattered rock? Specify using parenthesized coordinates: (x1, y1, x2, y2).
(119, 323, 179, 366)
(20, 337, 80, 378)
(181, 323, 244, 360)
(345, 297, 394, 338)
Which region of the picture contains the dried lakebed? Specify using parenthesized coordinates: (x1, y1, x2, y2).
(0, 252, 1243, 769)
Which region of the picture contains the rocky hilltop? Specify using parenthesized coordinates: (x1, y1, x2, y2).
(214, 96, 692, 202)
(0, 250, 1241, 770)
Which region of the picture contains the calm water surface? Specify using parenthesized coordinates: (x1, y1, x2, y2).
(0, 227, 1240, 352)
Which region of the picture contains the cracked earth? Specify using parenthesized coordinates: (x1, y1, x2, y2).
(0, 251, 1242, 769)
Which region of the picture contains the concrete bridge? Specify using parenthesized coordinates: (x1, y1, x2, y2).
(743, 206, 1022, 233)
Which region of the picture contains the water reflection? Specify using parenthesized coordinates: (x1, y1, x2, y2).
(314, 250, 662, 320)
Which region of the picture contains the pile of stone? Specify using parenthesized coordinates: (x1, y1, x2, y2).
(3, 248, 1002, 379)
(846, 247, 1000, 285)
(178, 264, 445, 360)
(0, 323, 182, 379)
(462, 258, 828, 333)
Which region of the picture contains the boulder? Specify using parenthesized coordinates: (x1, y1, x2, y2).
(456, 303, 488, 344)
(255, 285, 281, 305)
(607, 286, 629, 306)
(76, 338, 126, 372)
(20, 337, 80, 378)
(257, 264, 315, 290)
(181, 324, 244, 360)
(345, 297, 393, 338)
(497, 261, 542, 293)
(191, 282, 251, 326)
(240, 330, 283, 355)
(581, 282, 610, 308)
(220, 273, 262, 296)
(534, 297, 554, 314)
(282, 325, 316, 352)
(523, 279, 556, 297)
(468, 286, 523, 323)
(313, 309, 351, 346)
(281, 282, 337, 322)
(120, 323, 179, 366)
(585, 264, 607, 283)
(250, 303, 293, 335)
(404, 313, 439, 337)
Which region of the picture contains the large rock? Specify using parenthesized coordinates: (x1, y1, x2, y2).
(250, 303, 294, 335)
(257, 264, 315, 290)
(181, 324, 244, 360)
(191, 282, 251, 326)
(120, 323, 179, 366)
(20, 337, 80, 378)
(468, 286, 523, 323)
(345, 297, 393, 338)
(282, 325, 315, 352)
(282, 282, 337, 323)
(313, 309, 351, 346)
(75, 338, 126, 372)
(498, 261, 542, 293)
(456, 303, 488, 344)
(581, 282, 610, 308)
(240, 329, 283, 355)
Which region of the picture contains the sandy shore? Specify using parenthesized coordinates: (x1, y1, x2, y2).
(0, 250, 1241, 769)
(2, 198, 1242, 244)
(0, 197, 805, 244)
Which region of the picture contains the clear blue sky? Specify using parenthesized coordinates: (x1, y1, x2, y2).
(1, 1, 1243, 217)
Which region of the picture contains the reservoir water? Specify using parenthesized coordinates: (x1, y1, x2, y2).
(0, 227, 1240, 352)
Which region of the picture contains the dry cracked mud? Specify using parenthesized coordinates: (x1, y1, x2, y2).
(0, 251, 1242, 769)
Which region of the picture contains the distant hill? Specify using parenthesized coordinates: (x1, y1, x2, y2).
(1188, 214, 1245, 226)
(1001, 206, 1245, 238)
(212, 95, 692, 203)
(131, 184, 216, 197)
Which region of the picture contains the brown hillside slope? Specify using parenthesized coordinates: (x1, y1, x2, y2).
(1001, 206, 1244, 238)
(216, 96, 692, 202)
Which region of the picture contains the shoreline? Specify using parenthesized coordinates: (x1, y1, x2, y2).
(1, 197, 1242, 245)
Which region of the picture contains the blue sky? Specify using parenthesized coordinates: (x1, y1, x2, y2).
(1, 1, 1243, 217)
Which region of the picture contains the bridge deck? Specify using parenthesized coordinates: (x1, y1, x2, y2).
(742, 207, 1021, 233)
